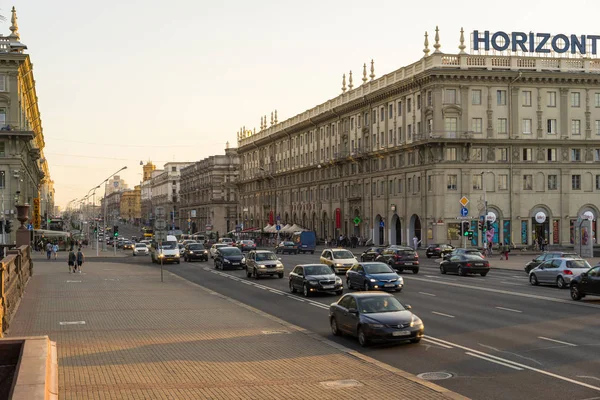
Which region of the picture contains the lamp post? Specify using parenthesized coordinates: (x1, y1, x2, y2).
(481, 171, 492, 252)
(102, 166, 127, 251)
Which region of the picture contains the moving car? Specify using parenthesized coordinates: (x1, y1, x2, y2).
(359, 247, 386, 262)
(291, 231, 317, 254)
(440, 254, 490, 276)
(132, 242, 149, 256)
(329, 292, 424, 347)
(218, 238, 234, 245)
(183, 243, 209, 262)
(181, 239, 197, 247)
(275, 241, 298, 254)
(346, 262, 403, 292)
(210, 243, 231, 258)
(524, 251, 579, 273)
(320, 249, 359, 274)
(375, 247, 419, 274)
(570, 264, 600, 300)
(529, 258, 591, 289)
(237, 240, 257, 252)
(214, 247, 245, 270)
(122, 241, 134, 250)
(289, 264, 343, 297)
(443, 248, 484, 260)
(245, 250, 284, 279)
(425, 244, 455, 258)
(150, 235, 181, 264)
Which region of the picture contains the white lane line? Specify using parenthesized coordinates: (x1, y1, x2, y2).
(538, 336, 577, 347)
(500, 281, 523, 286)
(269, 290, 284, 296)
(512, 275, 526, 279)
(422, 338, 453, 349)
(465, 352, 524, 371)
(309, 302, 325, 308)
(577, 376, 600, 382)
(59, 321, 86, 325)
(419, 292, 437, 297)
(495, 306, 523, 313)
(431, 311, 455, 318)
(66, 280, 82, 283)
(287, 296, 305, 302)
(241, 281, 252, 285)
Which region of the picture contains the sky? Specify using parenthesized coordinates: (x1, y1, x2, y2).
(5, 0, 600, 208)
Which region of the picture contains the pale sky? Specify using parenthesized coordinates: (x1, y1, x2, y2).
(6, 0, 600, 208)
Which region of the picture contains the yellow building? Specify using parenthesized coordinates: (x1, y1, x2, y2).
(120, 186, 141, 224)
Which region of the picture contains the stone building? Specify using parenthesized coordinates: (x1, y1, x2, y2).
(120, 185, 141, 224)
(150, 162, 191, 230)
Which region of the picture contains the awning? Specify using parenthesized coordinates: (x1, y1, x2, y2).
(241, 227, 259, 233)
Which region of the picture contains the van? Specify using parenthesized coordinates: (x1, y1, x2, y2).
(291, 231, 316, 254)
(150, 235, 181, 264)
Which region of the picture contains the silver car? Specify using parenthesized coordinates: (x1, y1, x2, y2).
(529, 258, 592, 289)
(245, 250, 284, 279)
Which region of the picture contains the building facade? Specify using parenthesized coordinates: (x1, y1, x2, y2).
(237, 30, 600, 248)
(119, 185, 141, 224)
(150, 162, 191, 230)
(106, 175, 129, 195)
(179, 147, 240, 236)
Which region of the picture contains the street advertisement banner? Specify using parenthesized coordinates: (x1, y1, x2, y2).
(33, 198, 41, 229)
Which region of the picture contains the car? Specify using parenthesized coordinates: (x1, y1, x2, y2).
(524, 251, 579, 274)
(291, 231, 317, 254)
(425, 244, 455, 258)
(320, 248, 359, 274)
(359, 247, 386, 262)
(346, 262, 404, 292)
(329, 292, 424, 347)
(237, 240, 257, 252)
(181, 239, 197, 248)
(570, 264, 600, 300)
(183, 243, 209, 262)
(375, 247, 419, 274)
(443, 248, 484, 261)
(529, 258, 591, 289)
(214, 247, 245, 270)
(210, 243, 231, 258)
(275, 241, 298, 254)
(122, 241, 134, 250)
(150, 235, 181, 264)
(177, 243, 185, 252)
(245, 250, 284, 279)
(440, 254, 490, 276)
(132, 242, 149, 256)
(218, 238, 234, 245)
(289, 264, 343, 297)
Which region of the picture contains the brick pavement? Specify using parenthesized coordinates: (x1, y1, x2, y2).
(7, 256, 466, 400)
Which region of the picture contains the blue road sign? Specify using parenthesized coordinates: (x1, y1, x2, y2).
(27, 224, 33, 231)
(379, 221, 385, 228)
(276, 225, 281, 231)
(276, 215, 281, 221)
(460, 207, 469, 217)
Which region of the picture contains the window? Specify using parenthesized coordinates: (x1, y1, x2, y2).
(497, 148, 508, 161)
(548, 91, 557, 107)
(447, 175, 457, 190)
(398, 179, 403, 193)
(597, 175, 600, 190)
(472, 89, 482, 105)
(398, 127, 403, 142)
(547, 119, 557, 134)
(522, 118, 532, 134)
(596, 120, 600, 135)
(572, 175, 581, 190)
(595, 149, 600, 161)
(171, 166, 177, 172)
(372, 110, 376, 123)
(498, 118, 508, 134)
(497, 90, 507, 105)
(472, 175, 482, 190)
(548, 175, 558, 190)
(407, 98, 412, 113)
(427, 119, 432, 135)
(446, 89, 456, 104)
(407, 178, 412, 193)
(595, 93, 600, 108)
(372, 182, 376, 195)
(427, 175, 433, 191)
(380, 107, 385, 121)
(350, 117, 354, 130)
(571, 148, 581, 161)
(446, 147, 457, 161)
(498, 174, 508, 190)
(571, 119, 581, 135)
(523, 148, 532, 161)
(522, 91, 532, 106)
(445, 117, 457, 138)
(427, 91, 432, 106)
(416, 176, 421, 192)
(397, 102, 402, 116)
(547, 148, 557, 161)
(407, 124, 412, 140)
(417, 95, 421, 110)
(472, 118, 483, 133)
(471, 148, 482, 161)
(571, 92, 581, 107)
(388, 104, 393, 119)
(365, 112, 369, 125)
(0, 171, 4, 188)
(0, 109, 5, 127)
(523, 175, 533, 190)
(389, 179, 393, 194)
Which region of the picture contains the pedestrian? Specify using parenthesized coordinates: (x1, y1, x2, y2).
(76, 248, 85, 273)
(45, 242, 52, 260)
(412, 235, 420, 250)
(500, 240, 510, 260)
(68, 249, 76, 273)
(52, 243, 59, 260)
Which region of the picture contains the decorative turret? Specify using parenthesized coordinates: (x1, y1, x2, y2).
(433, 26, 441, 53)
(348, 71, 353, 90)
(7, 7, 27, 53)
(458, 27, 466, 54)
(274, 110, 278, 124)
(423, 32, 430, 57)
(341, 73, 347, 93)
(370, 60, 375, 80)
(362, 63, 368, 84)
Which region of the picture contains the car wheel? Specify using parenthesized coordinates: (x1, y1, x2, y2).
(440, 265, 446, 274)
(529, 273, 539, 286)
(357, 327, 369, 347)
(252, 268, 259, 279)
(330, 317, 341, 336)
(311, 251, 314, 254)
(410, 337, 421, 344)
(303, 284, 310, 297)
(570, 285, 583, 301)
(557, 276, 566, 289)
(214, 261, 218, 269)
(413, 269, 419, 274)
(289, 281, 296, 293)
(480, 272, 488, 277)
(427, 254, 431, 259)
(176, 261, 180, 264)
(363, 282, 369, 291)
(278, 273, 284, 279)
(458, 267, 465, 276)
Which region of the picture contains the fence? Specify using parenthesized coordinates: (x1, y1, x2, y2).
(0, 245, 33, 336)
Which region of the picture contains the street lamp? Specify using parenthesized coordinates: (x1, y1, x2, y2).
(481, 170, 493, 251)
(102, 166, 127, 251)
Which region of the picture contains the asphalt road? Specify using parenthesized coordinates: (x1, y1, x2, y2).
(120, 248, 600, 400)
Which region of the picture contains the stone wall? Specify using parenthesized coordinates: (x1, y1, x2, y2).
(0, 245, 33, 336)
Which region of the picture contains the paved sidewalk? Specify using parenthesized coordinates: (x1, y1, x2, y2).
(7, 257, 466, 399)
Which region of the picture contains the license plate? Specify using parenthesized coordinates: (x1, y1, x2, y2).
(232, 263, 240, 265)
(384, 284, 395, 287)
(475, 263, 483, 266)
(392, 331, 411, 337)
(405, 263, 412, 265)
(322, 285, 334, 289)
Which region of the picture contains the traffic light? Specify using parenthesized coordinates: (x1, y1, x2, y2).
(478, 220, 484, 231)
(113, 225, 119, 237)
(461, 221, 470, 236)
(467, 231, 474, 240)
(4, 220, 12, 233)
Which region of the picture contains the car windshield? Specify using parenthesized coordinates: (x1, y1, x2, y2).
(333, 250, 354, 259)
(220, 248, 242, 256)
(283, 242, 295, 246)
(566, 260, 591, 269)
(189, 244, 204, 250)
(241, 241, 254, 245)
(304, 265, 333, 275)
(135, 243, 146, 248)
(256, 252, 278, 261)
(396, 250, 415, 256)
(463, 255, 484, 261)
(161, 241, 177, 249)
(364, 263, 394, 274)
(357, 296, 406, 313)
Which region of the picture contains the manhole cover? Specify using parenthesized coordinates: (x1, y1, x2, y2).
(261, 330, 290, 335)
(417, 372, 453, 381)
(320, 379, 364, 389)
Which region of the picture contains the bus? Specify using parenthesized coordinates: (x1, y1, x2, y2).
(142, 227, 154, 238)
(48, 218, 65, 232)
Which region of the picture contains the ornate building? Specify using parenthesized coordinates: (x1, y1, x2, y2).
(150, 162, 191, 230)
(120, 185, 141, 224)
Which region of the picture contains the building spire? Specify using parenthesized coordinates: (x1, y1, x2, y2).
(274, 109, 278, 124)
(433, 25, 441, 53)
(362, 63, 368, 84)
(348, 71, 353, 90)
(369, 59, 375, 80)
(260, 116, 264, 130)
(458, 27, 466, 54)
(270, 112, 274, 126)
(9, 6, 20, 40)
(341, 73, 347, 93)
(423, 32, 430, 57)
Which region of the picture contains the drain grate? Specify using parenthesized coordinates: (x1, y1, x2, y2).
(417, 372, 453, 381)
(320, 379, 364, 389)
(261, 330, 290, 335)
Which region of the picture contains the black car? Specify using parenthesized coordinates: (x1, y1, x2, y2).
(570, 264, 600, 300)
(214, 247, 245, 270)
(275, 241, 298, 254)
(525, 251, 579, 273)
(289, 264, 343, 297)
(329, 292, 424, 347)
(183, 243, 209, 262)
(443, 248, 484, 261)
(360, 247, 386, 262)
(425, 244, 455, 258)
(375, 247, 419, 274)
(346, 262, 403, 292)
(440, 254, 490, 276)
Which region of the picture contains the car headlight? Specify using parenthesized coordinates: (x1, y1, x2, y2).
(223, 259, 230, 263)
(335, 263, 344, 267)
(370, 278, 377, 282)
(308, 280, 318, 286)
(397, 277, 404, 284)
(277, 263, 284, 268)
(242, 257, 246, 263)
(410, 315, 423, 328)
(204, 250, 208, 254)
(335, 277, 342, 283)
(259, 265, 266, 268)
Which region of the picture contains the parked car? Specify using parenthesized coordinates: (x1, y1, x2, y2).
(375, 247, 419, 274)
(183, 243, 209, 262)
(346, 262, 404, 292)
(237, 240, 257, 252)
(289, 264, 343, 297)
(329, 292, 424, 347)
(132, 242, 149, 256)
(320, 248, 359, 274)
(443, 248, 484, 261)
(425, 244, 455, 258)
(291, 231, 317, 254)
(275, 241, 298, 254)
(245, 250, 284, 279)
(440, 254, 490, 276)
(524, 251, 579, 273)
(214, 247, 245, 270)
(570, 264, 600, 300)
(210, 243, 231, 259)
(359, 247, 386, 262)
(529, 258, 591, 289)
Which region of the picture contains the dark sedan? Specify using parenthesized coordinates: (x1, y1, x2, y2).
(346, 262, 403, 292)
(289, 264, 343, 297)
(443, 248, 484, 261)
(275, 241, 298, 254)
(570, 264, 600, 300)
(440, 254, 490, 276)
(360, 247, 386, 262)
(375, 247, 419, 274)
(329, 292, 424, 347)
(183, 243, 209, 262)
(426, 244, 455, 258)
(524, 251, 579, 273)
(214, 247, 246, 270)
(237, 240, 257, 252)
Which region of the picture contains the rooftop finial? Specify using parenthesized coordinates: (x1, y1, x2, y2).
(226, 141, 230, 149)
(458, 27, 466, 54)
(423, 32, 430, 57)
(341, 73, 347, 93)
(270, 112, 274, 126)
(433, 26, 441, 53)
(348, 71, 353, 90)
(362, 63, 368, 84)
(9, 6, 20, 40)
(264, 115, 267, 129)
(274, 109, 278, 124)
(370, 59, 375, 80)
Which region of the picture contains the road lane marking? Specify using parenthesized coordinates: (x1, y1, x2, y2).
(495, 307, 523, 313)
(66, 280, 82, 283)
(419, 292, 437, 297)
(431, 311, 455, 318)
(269, 290, 284, 295)
(538, 336, 577, 347)
(500, 281, 523, 286)
(465, 352, 523, 371)
(422, 338, 453, 349)
(59, 321, 86, 325)
(287, 296, 305, 302)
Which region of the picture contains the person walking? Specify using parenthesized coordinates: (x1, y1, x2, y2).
(68, 249, 76, 273)
(413, 235, 420, 250)
(45, 242, 52, 260)
(500, 240, 510, 260)
(76, 248, 85, 273)
(52, 243, 59, 260)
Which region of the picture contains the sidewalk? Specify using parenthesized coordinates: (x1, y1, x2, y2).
(7, 256, 466, 399)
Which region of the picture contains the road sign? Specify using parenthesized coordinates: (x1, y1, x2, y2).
(154, 230, 167, 242)
(353, 217, 362, 225)
(155, 207, 166, 218)
(205, 224, 213, 232)
(460, 207, 469, 217)
(276, 224, 281, 231)
(27, 223, 33, 231)
(155, 219, 167, 230)
(379, 221, 385, 228)
(276, 215, 281, 221)
(459, 196, 469, 207)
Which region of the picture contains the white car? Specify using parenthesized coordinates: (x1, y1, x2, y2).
(210, 243, 232, 259)
(133, 243, 149, 256)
